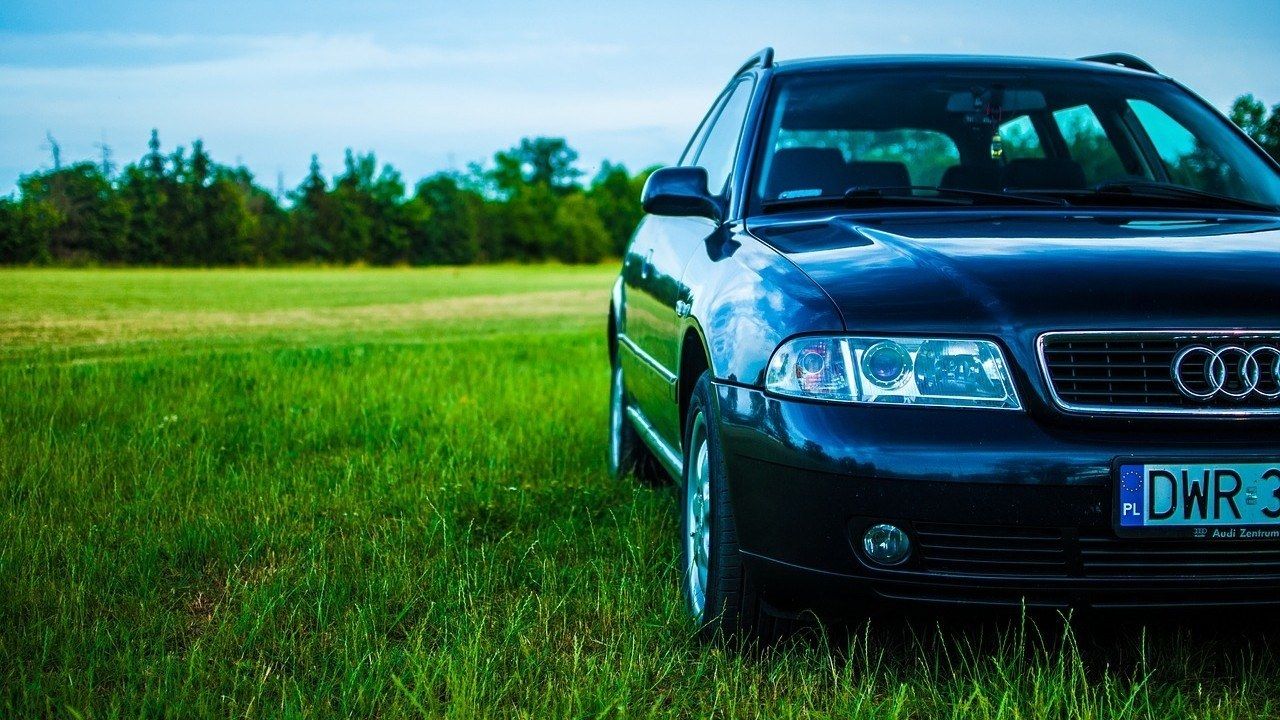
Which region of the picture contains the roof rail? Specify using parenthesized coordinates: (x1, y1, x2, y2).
(735, 47, 775, 76)
(1078, 52, 1158, 74)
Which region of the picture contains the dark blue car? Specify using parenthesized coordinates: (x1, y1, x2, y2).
(606, 49, 1280, 636)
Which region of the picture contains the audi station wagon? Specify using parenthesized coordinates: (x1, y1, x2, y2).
(606, 49, 1280, 636)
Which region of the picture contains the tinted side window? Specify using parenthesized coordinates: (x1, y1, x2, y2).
(693, 80, 755, 195)
(999, 116, 1044, 159)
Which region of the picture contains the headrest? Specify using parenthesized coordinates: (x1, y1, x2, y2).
(941, 163, 1002, 192)
(764, 148, 852, 199)
(847, 161, 911, 190)
(1001, 158, 1087, 190)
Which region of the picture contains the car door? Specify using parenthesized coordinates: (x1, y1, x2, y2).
(621, 76, 756, 451)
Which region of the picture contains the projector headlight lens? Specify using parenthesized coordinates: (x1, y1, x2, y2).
(861, 341, 912, 389)
(765, 336, 1020, 409)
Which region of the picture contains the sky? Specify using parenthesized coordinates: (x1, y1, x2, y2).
(1, 0, 1278, 195)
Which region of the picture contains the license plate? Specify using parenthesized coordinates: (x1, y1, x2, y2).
(1116, 462, 1280, 538)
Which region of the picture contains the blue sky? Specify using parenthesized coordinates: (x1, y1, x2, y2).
(1, 0, 1277, 194)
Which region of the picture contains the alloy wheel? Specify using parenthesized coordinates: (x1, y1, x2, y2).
(684, 413, 711, 620)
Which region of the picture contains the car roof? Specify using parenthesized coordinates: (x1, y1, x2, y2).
(770, 54, 1159, 78)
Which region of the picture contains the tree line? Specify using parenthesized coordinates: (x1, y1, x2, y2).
(1229, 95, 1280, 164)
(0, 133, 653, 266)
(2, 94, 1278, 267)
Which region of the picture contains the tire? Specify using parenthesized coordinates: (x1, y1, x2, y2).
(608, 353, 661, 483)
(681, 371, 791, 640)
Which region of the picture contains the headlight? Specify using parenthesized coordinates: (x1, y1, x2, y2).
(764, 336, 1021, 409)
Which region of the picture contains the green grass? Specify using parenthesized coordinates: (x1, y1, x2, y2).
(3, 265, 1279, 718)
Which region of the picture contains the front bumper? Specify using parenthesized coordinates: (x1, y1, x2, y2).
(714, 382, 1280, 612)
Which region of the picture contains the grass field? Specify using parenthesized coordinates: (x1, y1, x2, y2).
(4, 266, 1280, 718)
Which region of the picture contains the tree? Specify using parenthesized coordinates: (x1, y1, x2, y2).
(181, 140, 213, 263)
(203, 171, 258, 264)
(144, 129, 165, 177)
(478, 138, 592, 260)
(411, 173, 482, 264)
(0, 198, 14, 261)
(116, 130, 169, 263)
(223, 165, 289, 263)
(490, 137, 583, 196)
(158, 145, 198, 263)
(0, 131, 650, 266)
(552, 193, 611, 263)
(333, 150, 412, 264)
(490, 183, 559, 261)
(119, 170, 164, 263)
(1230, 94, 1280, 162)
(588, 162, 652, 255)
(289, 155, 338, 261)
(0, 195, 58, 263)
(17, 162, 129, 263)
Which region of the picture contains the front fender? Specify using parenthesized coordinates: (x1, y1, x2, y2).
(683, 224, 844, 386)
(610, 274, 625, 327)
(608, 274, 624, 360)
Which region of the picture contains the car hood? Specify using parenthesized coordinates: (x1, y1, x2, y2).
(747, 211, 1280, 335)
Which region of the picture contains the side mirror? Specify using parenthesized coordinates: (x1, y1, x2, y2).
(641, 166, 723, 222)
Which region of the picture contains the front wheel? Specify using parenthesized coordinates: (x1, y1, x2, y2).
(680, 372, 789, 639)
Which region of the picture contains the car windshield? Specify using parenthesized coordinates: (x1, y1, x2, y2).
(752, 68, 1280, 213)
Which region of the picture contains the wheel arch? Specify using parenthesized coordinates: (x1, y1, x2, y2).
(678, 322, 713, 444)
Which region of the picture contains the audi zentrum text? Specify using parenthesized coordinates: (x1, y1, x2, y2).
(606, 49, 1280, 636)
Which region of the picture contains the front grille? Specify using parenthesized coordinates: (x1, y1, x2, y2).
(915, 522, 1069, 576)
(1079, 532, 1280, 578)
(912, 522, 1280, 580)
(1039, 331, 1280, 414)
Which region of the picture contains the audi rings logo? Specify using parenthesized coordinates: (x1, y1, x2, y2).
(1172, 345, 1280, 401)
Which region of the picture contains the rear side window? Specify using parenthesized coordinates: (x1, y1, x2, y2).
(692, 79, 755, 195)
(1052, 105, 1127, 184)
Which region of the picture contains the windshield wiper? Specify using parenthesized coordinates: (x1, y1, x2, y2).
(1021, 181, 1278, 213)
(761, 190, 961, 211)
(845, 185, 1068, 207)
(1094, 181, 1279, 212)
(761, 185, 1066, 212)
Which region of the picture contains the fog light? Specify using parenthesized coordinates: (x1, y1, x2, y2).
(862, 524, 911, 566)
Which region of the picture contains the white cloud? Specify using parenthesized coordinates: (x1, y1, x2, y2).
(0, 30, 678, 189)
